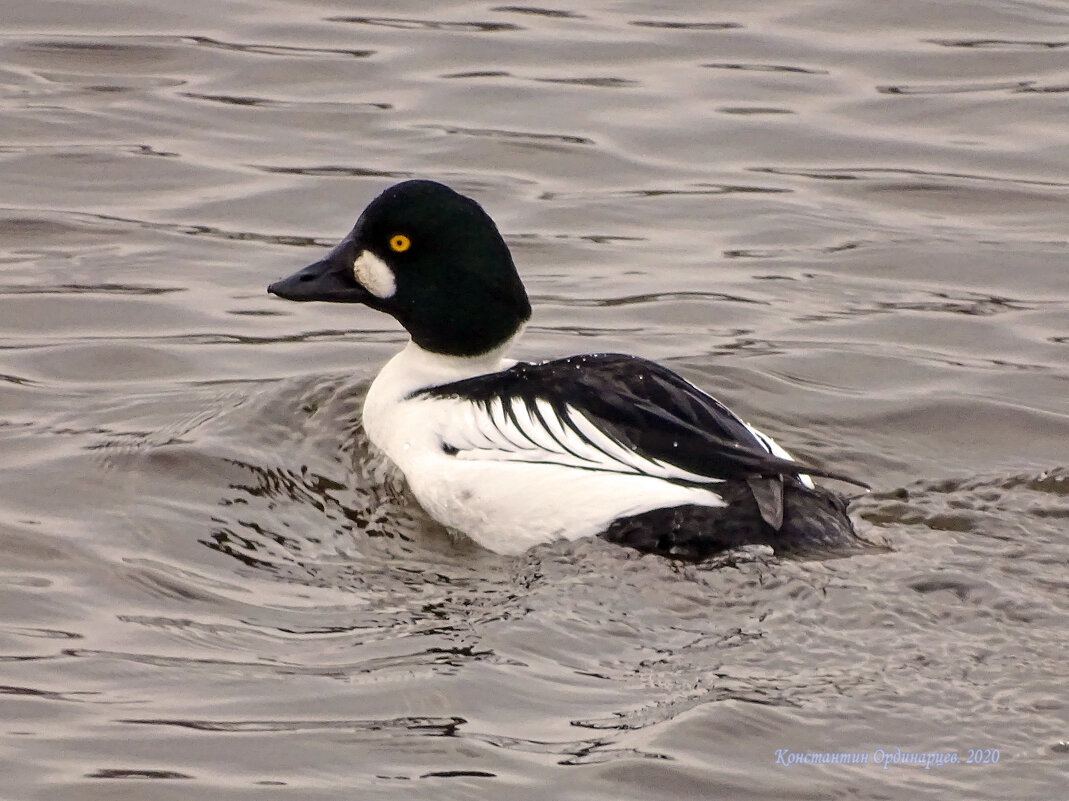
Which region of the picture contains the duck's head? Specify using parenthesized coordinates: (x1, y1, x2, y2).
(268, 180, 531, 357)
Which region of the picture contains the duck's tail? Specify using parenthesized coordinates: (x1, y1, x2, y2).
(600, 480, 879, 561)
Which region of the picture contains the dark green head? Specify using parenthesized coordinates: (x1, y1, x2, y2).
(268, 180, 531, 356)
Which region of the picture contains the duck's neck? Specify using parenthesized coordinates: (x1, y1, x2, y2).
(369, 333, 521, 401)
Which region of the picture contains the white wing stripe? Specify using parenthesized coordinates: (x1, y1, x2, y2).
(532, 399, 599, 463)
(487, 397, 534, 451)
(565, 405, 717, 482)
(429, 394, 723, 485)
(507, 397, 565, 453)
(564, 404, 649, 472)
(470, 400, 503, 449)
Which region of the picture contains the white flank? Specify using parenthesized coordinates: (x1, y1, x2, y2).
(353, 250, 396, 299)
(361, 342, 725, 555)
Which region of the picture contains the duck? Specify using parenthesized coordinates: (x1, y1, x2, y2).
(268, 179, 869, 560)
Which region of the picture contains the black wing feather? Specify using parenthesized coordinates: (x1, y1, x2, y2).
(413, 353, 867, 488)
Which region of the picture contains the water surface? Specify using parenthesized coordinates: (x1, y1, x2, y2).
(1, 1, 1067, 798)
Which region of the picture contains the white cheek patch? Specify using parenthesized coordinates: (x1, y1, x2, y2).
(353, 250, 397, 299)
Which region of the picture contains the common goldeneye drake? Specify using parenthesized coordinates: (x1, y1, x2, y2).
(268, 179, 868, 559)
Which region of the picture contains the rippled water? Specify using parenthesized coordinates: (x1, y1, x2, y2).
(2, 1, 1067, 798)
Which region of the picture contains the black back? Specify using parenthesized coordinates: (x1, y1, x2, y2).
(414, 352, 866, 487)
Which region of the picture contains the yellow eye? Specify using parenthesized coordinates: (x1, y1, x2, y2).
(389, 234, 411, 253)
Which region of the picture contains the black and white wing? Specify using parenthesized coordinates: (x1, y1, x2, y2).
(411, 353, 866, 490)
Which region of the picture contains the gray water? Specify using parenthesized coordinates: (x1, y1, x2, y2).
(1, 1, 1067, 798)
